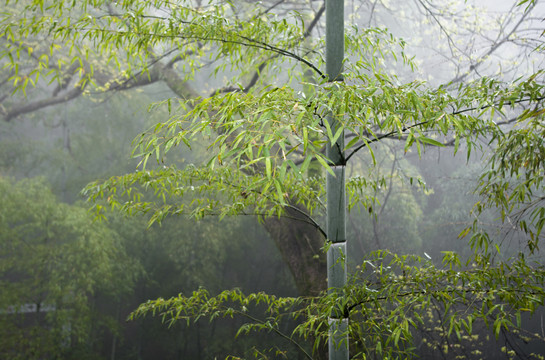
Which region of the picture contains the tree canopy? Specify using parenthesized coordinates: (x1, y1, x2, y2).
(1, 0, 544, 358)
(0, 177, 139, 359)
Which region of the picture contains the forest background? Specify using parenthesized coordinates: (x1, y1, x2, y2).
(0, 0, 544, 359)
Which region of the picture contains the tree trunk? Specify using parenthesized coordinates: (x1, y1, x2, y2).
(262, 204, 327, 296)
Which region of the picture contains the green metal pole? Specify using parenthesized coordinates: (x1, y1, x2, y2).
(325, 0, 347, 359)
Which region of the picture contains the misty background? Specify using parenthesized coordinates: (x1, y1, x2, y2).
(1, 0, 544, 359)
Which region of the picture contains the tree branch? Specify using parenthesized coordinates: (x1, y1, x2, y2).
(344, 94, 545, 162)
(4, 86, 84, 122)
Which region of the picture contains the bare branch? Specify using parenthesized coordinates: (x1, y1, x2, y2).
(4, 86, 84, 122)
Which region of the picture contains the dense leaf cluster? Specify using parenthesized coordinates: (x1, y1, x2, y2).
(131, 250, 545, 359)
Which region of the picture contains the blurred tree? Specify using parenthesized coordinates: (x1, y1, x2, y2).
(0, 75, 298, 358)
(97, 213, 297, 360)
(0, 86, 170, 202)
(0, 177, 139, 360)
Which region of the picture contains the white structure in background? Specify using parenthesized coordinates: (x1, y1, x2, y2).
(0, 303, 56, 314)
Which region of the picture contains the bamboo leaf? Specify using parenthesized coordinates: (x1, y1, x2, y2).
(315, 154, 334, 176)
(419, 136, 445, 147)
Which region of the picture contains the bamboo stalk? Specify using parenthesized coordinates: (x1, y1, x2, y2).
(325, 0, 348, 358)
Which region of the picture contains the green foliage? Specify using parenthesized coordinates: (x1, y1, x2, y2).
(3, 1, 544, 224)
(70, 1, 544, 357)
(68, 3, 544, 227)
(131, 288, 311, 359)
(102, 211, 297, 359)
(0, 176, 138, 359)
(0, 0, 315, 95)
(3, 0, 545, 358)
(131, 250, 545, 359)
(474, 109, 545, 255)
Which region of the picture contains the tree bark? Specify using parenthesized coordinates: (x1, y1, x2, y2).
(262, 204, 327, 296)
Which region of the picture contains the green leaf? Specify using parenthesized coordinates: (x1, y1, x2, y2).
(315, 154, 334, 176)
(419, 136, 445, 147)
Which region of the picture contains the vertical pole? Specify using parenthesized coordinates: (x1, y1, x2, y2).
(325, 0, 347, 359)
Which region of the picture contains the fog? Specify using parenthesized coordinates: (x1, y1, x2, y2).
(0, 0, 544, 359)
